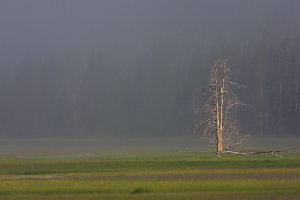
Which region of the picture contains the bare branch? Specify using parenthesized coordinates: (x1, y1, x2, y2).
(224, 80, 247, 88)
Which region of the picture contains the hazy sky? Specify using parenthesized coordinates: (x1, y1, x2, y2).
(1, 0, 300, 138)
(1, 0, 300, 64)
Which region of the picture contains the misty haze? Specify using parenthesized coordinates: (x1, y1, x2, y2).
(1, 1, 300, 199)
(1, 0, 300, 151)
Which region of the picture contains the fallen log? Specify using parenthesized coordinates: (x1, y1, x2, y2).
(222, 148, 299, 157)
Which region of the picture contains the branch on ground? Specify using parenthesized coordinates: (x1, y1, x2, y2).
(222, 148, 299, 157)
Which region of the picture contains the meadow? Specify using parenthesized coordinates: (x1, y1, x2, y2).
(0, 137, 299, 199)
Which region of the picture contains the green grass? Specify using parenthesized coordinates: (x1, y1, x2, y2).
(0, 150, 300, 199)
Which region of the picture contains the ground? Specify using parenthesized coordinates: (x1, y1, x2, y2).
(0, 136, 299, 199)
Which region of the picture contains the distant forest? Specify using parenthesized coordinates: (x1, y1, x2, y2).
(1, 35, 299, 137)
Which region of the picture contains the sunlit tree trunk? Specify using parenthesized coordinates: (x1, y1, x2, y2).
(215, 72, 222, 155)
(214, 63, 225, 156)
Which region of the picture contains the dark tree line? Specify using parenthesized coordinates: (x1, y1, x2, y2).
(0, 36, 299, 137)
(187, 36, 300, 137)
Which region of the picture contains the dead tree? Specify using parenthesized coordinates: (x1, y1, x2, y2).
(195, 61, 247, 156)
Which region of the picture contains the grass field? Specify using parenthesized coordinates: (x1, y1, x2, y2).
(0, 146, 300, 200)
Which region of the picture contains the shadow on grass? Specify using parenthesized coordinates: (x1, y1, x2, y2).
(131, 187, 151, 194)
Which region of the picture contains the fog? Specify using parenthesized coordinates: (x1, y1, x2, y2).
(1, 0, 300, 140)
(2, 0, 299, 64)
